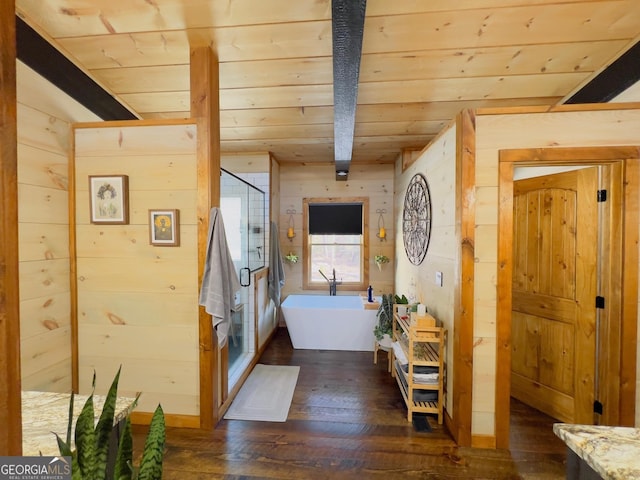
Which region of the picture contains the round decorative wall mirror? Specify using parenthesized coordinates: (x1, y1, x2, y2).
(402, 173, 432, 265)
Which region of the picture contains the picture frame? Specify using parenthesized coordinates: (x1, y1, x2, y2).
(89, 175, 129, 224)
(149, 209, 180, 247)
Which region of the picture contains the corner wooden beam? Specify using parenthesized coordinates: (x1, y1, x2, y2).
(453, 109, 475, 447)
(0, 0, 23, 455)
(190, 45, 221, 430)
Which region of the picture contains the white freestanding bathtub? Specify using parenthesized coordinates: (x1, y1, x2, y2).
(280, 294, 378, 351)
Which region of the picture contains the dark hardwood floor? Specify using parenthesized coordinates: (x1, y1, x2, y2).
(134, 327, 567, 479)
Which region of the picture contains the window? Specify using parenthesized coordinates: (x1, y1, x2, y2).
(303, 197, 369, 291)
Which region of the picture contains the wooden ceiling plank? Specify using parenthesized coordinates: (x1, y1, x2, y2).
(222, 123, 333, 140)
(354, 120, 448, 136)
(218, 119, 447, 141)
(56, 21, 333, 69)
(95, 38, 625, 98)
(52, 3, 640, 70)
(58, 31, 192, 69)
(366, 0, 622, 17)
(357, 73, 589, 104)
(119, 74, 577, 117)
(95, 57, 335, 93)
(362, 4, 640, 54)
(141, 98, 561, 124)
(220, 133, 433, 149)
(120, 84, 335, 113)
(17, 0, 332, 37)
(95, 65, 190, 94)
(359, 40, 630, 82)
(353, 98, 562, 122)
(18, 0, 630, 39)
(16, 0, 640, 166)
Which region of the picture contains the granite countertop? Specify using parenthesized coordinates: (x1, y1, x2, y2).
(22, 390, 137, 457)
(553, 423, 640, 479)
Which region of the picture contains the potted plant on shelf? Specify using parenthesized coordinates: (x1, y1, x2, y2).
(285, 252, 299, 264)
(394, 294, 409, 305)
(374, 254, 390, 271)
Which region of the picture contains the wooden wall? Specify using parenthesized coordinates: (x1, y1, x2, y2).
(17, 61, 99, 392)
(73, 120, 200, 416)
(279, 163, 395, 298)
(473, 105, 640, 438)
(394, 125, 457, 421)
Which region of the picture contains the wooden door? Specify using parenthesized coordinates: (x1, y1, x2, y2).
(511, 168, 598, 423)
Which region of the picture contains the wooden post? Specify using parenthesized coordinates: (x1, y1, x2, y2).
(190, 45, 221, 429)
(0, 0, 23, 455)
(453, 109, 475, 447)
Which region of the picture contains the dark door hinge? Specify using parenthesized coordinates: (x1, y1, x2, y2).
(594, 400, 603, 415)
(596, 296, 605, 309)
(597, 189, 607, 202)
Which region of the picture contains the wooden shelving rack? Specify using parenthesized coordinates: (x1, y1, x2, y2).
(391, 305, 446, 424)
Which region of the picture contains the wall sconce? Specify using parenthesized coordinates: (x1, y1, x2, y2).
(376, 209, 387, 241)
(287, 208, 296, 241)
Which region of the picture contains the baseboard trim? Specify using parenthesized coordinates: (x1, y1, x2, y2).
(131, 411, 200, 429)
(471, 434, 496, 449)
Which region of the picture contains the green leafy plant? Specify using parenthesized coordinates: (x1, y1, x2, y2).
(374, 293, 395, 340)
(55, 367, 165, 480)
(374, 255, 389, 271)
(374, 254, 389, 265)
(394, 294, 409, 304)
(285, 252, 299, 263)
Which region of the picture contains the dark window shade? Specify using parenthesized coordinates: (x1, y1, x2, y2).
(309, 203, 363, 235)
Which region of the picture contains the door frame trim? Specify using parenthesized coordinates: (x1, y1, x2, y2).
(496, 146, 640, 448)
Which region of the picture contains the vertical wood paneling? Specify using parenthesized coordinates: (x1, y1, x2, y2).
(512, 194, 527, 291)
(0, 0, 22, 455)
(525, 192, 540, 294)
(539, 317, 574, 394)
(539, 191, 552, 294)
(74, 121, 200, 422)
(514, 177, 579, 302)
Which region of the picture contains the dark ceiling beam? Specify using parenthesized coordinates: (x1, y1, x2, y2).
(565, 40, 640, 104)
(15, 16, 137, 121)
(332, 0, 366, 181)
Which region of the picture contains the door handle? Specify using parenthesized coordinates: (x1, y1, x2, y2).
(240, 267, 250, 287)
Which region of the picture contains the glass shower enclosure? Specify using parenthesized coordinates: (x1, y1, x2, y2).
(220, 169, 265, 388)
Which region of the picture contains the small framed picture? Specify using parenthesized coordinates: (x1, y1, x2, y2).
(149, 209, 180, 246)
(89, 175, 129, 224)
